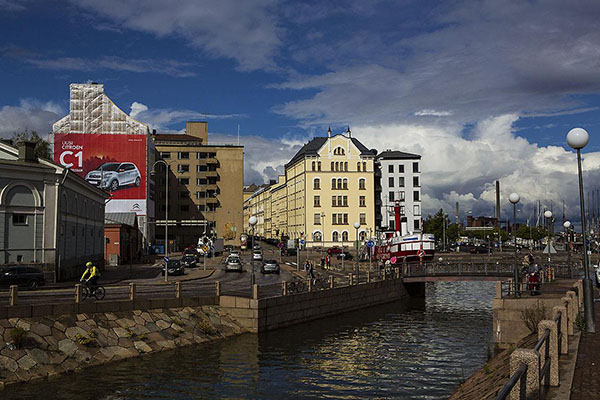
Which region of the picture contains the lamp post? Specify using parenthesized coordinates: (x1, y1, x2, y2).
(152, 160, 170, 282)
(567, 127, 595, 332)
(249, 216, 257, 286)
(545, 210, 553, 268)
(354, 222, 360, 283)
(509, 192, 520, 296)
(564, 221, 572, 278)
(442, 212, 447, 252)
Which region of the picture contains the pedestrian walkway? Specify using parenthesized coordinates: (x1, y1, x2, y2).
(570, 300, 600, 400)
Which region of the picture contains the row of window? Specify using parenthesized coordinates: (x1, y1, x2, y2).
(388, 176, 419, 187)
(310, 160, 369, 172)
(388, 162, 419, 173)
(160, 190, 218, 199)
(313, 178, 367, 190)
(173, 178, 218, 185)
(389, 220, 420, 231)
(159, 204, 217, 212)
(388, 190, 420, 202)
(390, 205, 421, 216)
(312, 231, 368, 242)
(161, 151, 217, 160)
(176, 164, 218, 173)
(312, 212, 367, 226)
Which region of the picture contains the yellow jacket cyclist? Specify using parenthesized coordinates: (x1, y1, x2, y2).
(81, 262, 100, 288)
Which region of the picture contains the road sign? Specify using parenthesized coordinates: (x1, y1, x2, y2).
(300, 239, 305, 245)
(278, 242, 284, 249)
(390, 256, 397, 264)
(163, 256, 169, 263)
(367, 240, 374, 248)
(417, 249, 425, 258)
(543, 243, 557, 254)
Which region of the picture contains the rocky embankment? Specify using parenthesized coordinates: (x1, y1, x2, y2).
(0, 306, 246, 388)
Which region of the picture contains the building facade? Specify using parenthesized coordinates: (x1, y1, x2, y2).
(0, 141, 107, 282)
(375, 150, 422, 234)
(153, 121, 243, 249)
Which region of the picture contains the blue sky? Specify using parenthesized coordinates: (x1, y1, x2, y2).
(2, 0, 600, 223)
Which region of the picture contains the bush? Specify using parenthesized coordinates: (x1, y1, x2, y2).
(520, 305, 547, 333)
(8, 327, 28, 349)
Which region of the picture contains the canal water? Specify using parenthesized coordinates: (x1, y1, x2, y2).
(3, 281, 495, 399)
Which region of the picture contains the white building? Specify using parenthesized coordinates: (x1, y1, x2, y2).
(375, 150, 422, 235)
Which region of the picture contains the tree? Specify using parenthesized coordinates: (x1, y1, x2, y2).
(11, 130, 52, 160)
(423, 209, 460, 244)
(516, 225, 549, 241)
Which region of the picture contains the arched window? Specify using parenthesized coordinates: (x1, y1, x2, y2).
(363, 162, 367, 171)
(337, 178, 342, 188)
(314, 178, 320, 190)
(317, 161, 321, 171)
(331, 161, 334, 171)
(357, 162, 361, 171)
(359, 231, 367, 241)
(312, 161, 316, 171)
(344, 162, 348, 171)
(331, 178, 337, 189)
(313, 231, 322, 242)
(342, 178, 348, 189)
(332, 231, 339, 242)
(359, 178, 366, 190)
(342, 231, 349, 241)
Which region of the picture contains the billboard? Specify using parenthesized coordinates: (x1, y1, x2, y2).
(54, 133, 148, 215)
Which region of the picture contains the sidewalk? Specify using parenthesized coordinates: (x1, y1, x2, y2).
(570, 299, 600, 400)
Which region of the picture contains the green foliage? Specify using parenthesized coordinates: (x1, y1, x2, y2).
(74, 333, 96, 346)
(516, 225, 550, 240)
(520, 304, 547, 333)
(197, 319, 217, 335)
(423, 209, 461, 243)
(8, 327, 28, 349)
(575, 314, 586, 331)
(11, 130, 52, 160)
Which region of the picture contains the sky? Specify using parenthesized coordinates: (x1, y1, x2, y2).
(2, 0, 600, 225)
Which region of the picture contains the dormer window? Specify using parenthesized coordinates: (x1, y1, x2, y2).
(333, 147, 345, 155)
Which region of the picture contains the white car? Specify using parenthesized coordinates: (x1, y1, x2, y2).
(252, 250, 263, 261)
(86, 162, 141, 192)
(225, 256, 243, 272)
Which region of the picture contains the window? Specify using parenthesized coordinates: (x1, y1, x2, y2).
(359, 178, 366, 190)
(399, 177, 405, 187)
(179, 191, 188, 199)
(197, 204, 206, 211)
(342, 178, 348, 190)
(197, 178, 208, 185)
(332, 231, 339, 242)
(332, 196, 337, 207)
(343, 196, 348, 206)
(362, 162, 366, 171)
(399, 164, 405, 173)
(413, 176, 419, 187)
(342, 231, 348, 241)
(160, 152, 171, 159)
(195, 191, 202, 199)
(332, 214, 337, 225)
(331, 161, 335, 171)
(314, 178, 320, 190)
(389, 191, 395, 202)
(197, 165, 208, 172)
(314, 195, 321, 207)
(314, 213, 321, 225)
(334, 147, 345, 155)
(180, 205, 189, 212)
(414, 190, 420, 201)
(197, 152, 207, 159)
(413, 162, 419, 173)
(400, 205, 405, 215)
(12, 214, 27, 225)
(317, 161, 321, 171)
(178, 152, 190, 159)
(337, 178, 342, 189)
(178, 164, 189, 173)
(343, 213, 348, 224)
(331, 178, 337, 190)
(388, 164, 393, 173)
(360, 213, 366, 225)
(399, 191, 405, 201)
(312, 161, 316, 171)
(414, 220, 420, 230)
(344, 162, 348, 171)
(413, 205, 421, 216)
(357, 162, 361, 171)
(359, 231, 367, 241)
(359, 196, 366, 207)
(179, 178, 189, 185)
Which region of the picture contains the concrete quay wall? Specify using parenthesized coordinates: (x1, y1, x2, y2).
(220, 277, 425, 333)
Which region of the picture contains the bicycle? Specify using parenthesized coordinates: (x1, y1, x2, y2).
(287, 279, 307, 294)
(81, 280, 106, 300)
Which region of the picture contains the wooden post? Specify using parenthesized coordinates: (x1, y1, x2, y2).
(366, 271, 371, 283)
(9, 285, 18, 306)
(282, 281, 287, 296)
(215, 281, 221, 296)
(348, 273, 353, 285)
(175, 281, 182, 299)
(129, 283, 136, 301)
(329, 275, 334, 289)
(308, 278, 313, 292)
(253, 284, 259, 300)
(75, 284, 82, 304)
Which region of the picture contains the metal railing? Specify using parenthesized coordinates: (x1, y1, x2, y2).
(496, 363, 528, 400)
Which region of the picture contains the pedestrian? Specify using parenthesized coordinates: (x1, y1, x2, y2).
(321, 257, 325, 269)
(326, 255, 331, 268)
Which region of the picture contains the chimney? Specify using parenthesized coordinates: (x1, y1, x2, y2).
(18, 141, 37, 163)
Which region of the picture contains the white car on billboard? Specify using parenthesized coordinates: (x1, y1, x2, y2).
(85, 162, 141, 192)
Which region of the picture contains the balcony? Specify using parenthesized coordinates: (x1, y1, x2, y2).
(196, 171, 219, 179)
(206, 196, 219, 204)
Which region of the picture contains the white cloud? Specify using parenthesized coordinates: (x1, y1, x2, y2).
(415, 110, 453, 117)
(0, 99, 63, 138)
(71, 0, 282, 71)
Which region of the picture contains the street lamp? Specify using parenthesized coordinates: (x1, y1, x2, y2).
(152, 160, 170, 282)
(509, 192, 520, 296)
(249, 216, 258, 286)
(564, 221, 572, 278)
(545, 210, 553, 269)
(567, 127, 595, 332)
(354, 222, 361, 283)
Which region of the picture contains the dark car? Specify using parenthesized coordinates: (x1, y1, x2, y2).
(0, 266, 45, 290)
(181, 254, 198, 268)
(261, 260, 280, 274)
(337, 251, 353, 260)
(469, 245, 488, 254)
(161, 260, 185, 276)
(327, 247, 343, 255)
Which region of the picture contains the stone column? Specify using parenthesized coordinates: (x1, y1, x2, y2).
(329, 275, 334, 289)
(566, 291, 579, 315)
(9, 285, 18, 306)
(74, 284, 82, 304)
(574, 281, 584, 309)
(562, 296, 575, 335)
(253, 284, 259, 300)
(215, 281, 221, 297)
(538, 320, 559, 386)
(129, 283, 136, 301)
(552, 306, 568, 355)
(496, 281, 503, 298)
(348, 274, 353, 285)
(281, 281, 287, 296)
(175, 281, 182, 299)
(510, 349, 540, 400)
(366, 271, 371, 283)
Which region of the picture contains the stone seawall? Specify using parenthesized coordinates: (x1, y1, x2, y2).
(0, 306, 246, 388)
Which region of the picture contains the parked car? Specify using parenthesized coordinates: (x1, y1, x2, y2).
(327, 247, 342, 255)
(594, 265, 600, 288)
(336, 251, 353, 260)
(181, 254, 198, 268)
(261, 260, 280, 274)
(0, 266, 45, 290)
(162, 259, 185, 276)
(85, 162, 141, 192)
(226, 256, 243, 272)
(253, 244, 261, 251)
(252, 250, 263, 261)
(469, 245, 488, 254)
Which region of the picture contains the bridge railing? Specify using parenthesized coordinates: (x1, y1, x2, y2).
(404, 261, 515, 277)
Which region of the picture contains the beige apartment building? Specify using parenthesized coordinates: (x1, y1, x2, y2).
(244, 129, 375, 246)
(153, 121, 243, 249)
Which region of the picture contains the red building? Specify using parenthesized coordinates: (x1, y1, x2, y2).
(105, 213, 139, 266)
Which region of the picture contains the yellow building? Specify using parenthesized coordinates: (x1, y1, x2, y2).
(153, 121, 243, 248)
(244, 129, 375, 247)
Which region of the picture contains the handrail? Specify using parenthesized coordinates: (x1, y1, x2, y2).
(496, 363, 528, 400)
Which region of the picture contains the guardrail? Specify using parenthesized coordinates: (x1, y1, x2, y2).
(496, 281, 582, 399)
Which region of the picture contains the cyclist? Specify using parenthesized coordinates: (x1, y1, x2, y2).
(81, 261, 100, 293)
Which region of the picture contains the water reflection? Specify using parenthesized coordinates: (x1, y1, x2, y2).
(2, 281, 494, 400)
